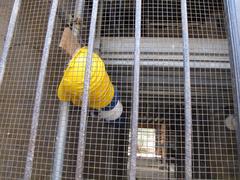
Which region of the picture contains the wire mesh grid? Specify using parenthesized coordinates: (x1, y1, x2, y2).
(188, 1, 238, 179)
(0, 0, 52, 179)
(81, 1, 134, 179)
(0, 0, 239, 179)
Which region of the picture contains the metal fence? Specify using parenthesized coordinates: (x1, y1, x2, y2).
(0, 0, 239, 179)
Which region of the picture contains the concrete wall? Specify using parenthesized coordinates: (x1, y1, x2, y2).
(0, 0, 14, 54)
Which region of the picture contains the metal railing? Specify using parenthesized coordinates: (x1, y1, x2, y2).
(0, 0, 239, 179)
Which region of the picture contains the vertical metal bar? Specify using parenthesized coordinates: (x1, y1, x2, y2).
(224, 0, 240, 169)
(52, 103, 69, 180)
(129, 0, 141, 179)
(95, 0, 103, 52)
(0, 0, 22, 86)
(52, 0, 85, 179)
(23, 0, 59, 179)
(72, 0, 85, 41)
(74, 0, 85, 17)
(181, 0, 192, 179)
(75, 0, 99, 179)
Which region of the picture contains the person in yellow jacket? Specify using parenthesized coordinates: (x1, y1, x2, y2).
(58, 47, 123, 122)
(58, 47, 114, 109)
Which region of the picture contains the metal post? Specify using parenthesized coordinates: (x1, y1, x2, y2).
(0, 0, 22, 86)
(52, 0, 85, 179)
(129, 0, 141, 179)
(181, 0, 192, 179)
(95, 0, 103, 52)
(74, 0, 85, 19)
(72, 0, 85, 43)
(75, 0, 99, 179)
(23, 0, 59, 179)
(52, 103, 69, 180)
(224, 0, 240, 170)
